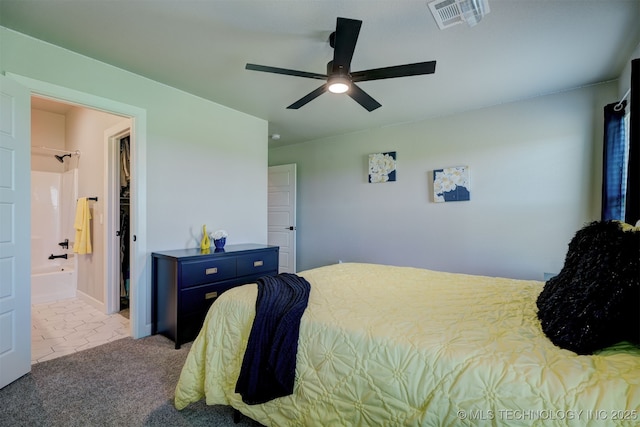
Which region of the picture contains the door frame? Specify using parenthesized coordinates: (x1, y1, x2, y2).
(7, 72, 150, 339)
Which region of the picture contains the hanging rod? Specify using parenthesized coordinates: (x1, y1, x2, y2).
(31, 145, 81, 156)
(614, 88, 630, 111)
(87, 197, 98, 201)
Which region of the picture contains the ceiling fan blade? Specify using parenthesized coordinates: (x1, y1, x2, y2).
(332, 17, 362, 71)
(348, 84, 382, 112)
(287, 85, 328, 109)
(246, 63, 327, 80)
(351, 61, 437, 82)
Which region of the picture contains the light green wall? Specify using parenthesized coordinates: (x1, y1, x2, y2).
(270, 84, 616, 280)
(1, 27, 268, 333)
(1, 27, 268, 249)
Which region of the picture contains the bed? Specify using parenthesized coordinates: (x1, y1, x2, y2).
(174, 253, 640, 426)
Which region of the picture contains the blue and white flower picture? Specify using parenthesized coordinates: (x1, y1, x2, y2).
(433, 166, 470, 202)
(369, 151, 397, 183)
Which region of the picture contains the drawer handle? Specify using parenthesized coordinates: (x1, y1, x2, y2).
(205, 267, 218, 275)
(205, 291, 218, 300)
(253, 260, 264, 267)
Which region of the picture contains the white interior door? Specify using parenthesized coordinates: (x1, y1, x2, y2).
(0, 75, 31, 388)
(268, 164, 297, 273)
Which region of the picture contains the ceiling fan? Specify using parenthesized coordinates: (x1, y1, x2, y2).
(245, 17, 437, 112)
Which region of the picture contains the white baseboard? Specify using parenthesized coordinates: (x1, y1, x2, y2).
(76, 290, 107, 313)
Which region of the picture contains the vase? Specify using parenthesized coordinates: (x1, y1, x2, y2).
(200, 225, 210, 251)
(214, 237, 226, 249)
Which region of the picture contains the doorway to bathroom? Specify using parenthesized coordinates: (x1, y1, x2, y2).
(29, 96, 134, 363)
(30, 95, 131, 308)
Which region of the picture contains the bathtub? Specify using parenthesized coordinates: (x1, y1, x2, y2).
(31, 260, 77, 305)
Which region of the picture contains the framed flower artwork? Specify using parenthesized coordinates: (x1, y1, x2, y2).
(433, 166, 470, 202)
(369, 151, 396, 183)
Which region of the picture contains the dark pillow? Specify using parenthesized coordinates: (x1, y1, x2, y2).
(536, 220, 640, 354)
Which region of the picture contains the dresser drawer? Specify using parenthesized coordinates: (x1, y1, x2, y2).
(180, 282, 238, 314)
(236, 250, 277, 277)
(180, 257, 236, 288)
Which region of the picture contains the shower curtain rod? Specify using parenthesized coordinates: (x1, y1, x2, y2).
(31, 145, 81, 156)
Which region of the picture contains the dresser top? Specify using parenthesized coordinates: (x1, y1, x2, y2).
(152, 244, 277, 260)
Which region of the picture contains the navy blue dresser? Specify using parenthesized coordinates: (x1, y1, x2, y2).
(152, 244, 279, 348)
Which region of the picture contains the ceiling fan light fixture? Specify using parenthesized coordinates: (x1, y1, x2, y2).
(328, 76, 351, 94)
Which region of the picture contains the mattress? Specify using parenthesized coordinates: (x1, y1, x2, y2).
(175, 263, 640, 426)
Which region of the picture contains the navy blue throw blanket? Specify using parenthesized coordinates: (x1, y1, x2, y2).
(235, 273, 311, 405)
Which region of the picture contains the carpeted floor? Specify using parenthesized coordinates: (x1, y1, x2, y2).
(0, 334, 264, 427)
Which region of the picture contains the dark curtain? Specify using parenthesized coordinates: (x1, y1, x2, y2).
(601, 100, 627, 221)
(625, 58, 639, 224)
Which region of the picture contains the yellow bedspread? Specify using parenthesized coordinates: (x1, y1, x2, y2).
(175, 263, 640, 426)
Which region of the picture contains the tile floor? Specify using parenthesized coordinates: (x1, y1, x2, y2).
(31, 298, 130, 365)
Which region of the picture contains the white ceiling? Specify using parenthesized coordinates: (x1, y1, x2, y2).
(2, 1, 639, 147)
(31, 96, 74, 115)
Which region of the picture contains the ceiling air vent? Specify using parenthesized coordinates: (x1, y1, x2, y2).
(428, 0, 490, 30)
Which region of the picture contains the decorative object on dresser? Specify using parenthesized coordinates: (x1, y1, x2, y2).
(213, 229, 228, 250)
(152, 244, 279, 349)
(199, 225, 211, 251)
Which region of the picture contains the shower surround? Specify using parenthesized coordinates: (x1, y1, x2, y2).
(31, 169, 78, 304)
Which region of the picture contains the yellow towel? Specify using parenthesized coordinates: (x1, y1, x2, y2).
(73, 197, 92, 254)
